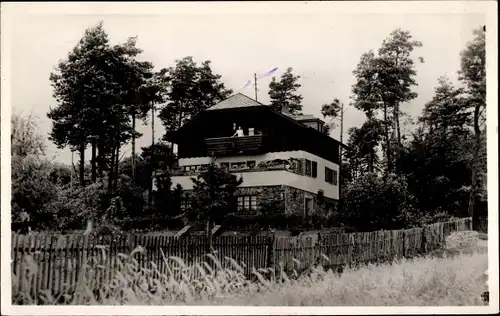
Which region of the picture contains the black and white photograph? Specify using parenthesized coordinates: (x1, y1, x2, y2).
(1, 1, 498, 314)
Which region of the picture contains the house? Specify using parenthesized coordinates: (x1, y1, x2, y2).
(167, 93, 347, 218)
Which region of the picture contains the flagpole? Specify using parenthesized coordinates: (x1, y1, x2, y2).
(254, 73, 258, 101)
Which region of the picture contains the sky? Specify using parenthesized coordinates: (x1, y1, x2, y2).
(6, 3, 486, 165)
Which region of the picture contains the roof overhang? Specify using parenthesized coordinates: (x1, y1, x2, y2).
(168, 104, 349, 149)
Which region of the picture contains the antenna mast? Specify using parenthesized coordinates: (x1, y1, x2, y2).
(254, 73, 258, 101)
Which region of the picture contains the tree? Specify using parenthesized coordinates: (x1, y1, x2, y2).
(48, 22, 156, 191)
(117, 41, 162, 181)
(351, 29, 423, 174)
(11, 114, 55, 227)
(399, 77, 473, 217)
(458, 27, 486, 220)
(341, 173, 416, 231)
(346, 119, 384, 175)
(189, 159, 243, 248)
(321, 98, 342, 129)
(268, 67, 303, 114)
(48, 21, 113, 186)
(159, 57, 232, 137)
(11, 112, 46, 158)
(152, 174, 183, 218)
(419, 76, 469, 136)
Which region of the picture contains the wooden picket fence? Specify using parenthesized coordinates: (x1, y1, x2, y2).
(11, 217, 471, 301)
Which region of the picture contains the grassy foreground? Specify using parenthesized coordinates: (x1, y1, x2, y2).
(12, 232, 488, 306)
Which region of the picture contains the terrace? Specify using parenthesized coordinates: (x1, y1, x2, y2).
(205, 134, 265, 157)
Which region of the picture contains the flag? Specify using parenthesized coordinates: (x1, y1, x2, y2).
(238, 67, 278, 91)
(258, 67, 278, 79)
(240, 79, 252, 89)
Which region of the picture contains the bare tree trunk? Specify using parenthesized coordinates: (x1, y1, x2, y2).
(148, 104, 155, 208)
(468, 105, 481, 223)
(383, 104, 392, 175)
(108, 140, 115, 194)
(91, 138, 97, 183)
(395, 106, 401, 146)
(79, 142, 86, 187)
(369, 149, 375, 173)
(394, 104, 402, 173)
(131, 112, 136, 182)
(114, 142, 120, 192)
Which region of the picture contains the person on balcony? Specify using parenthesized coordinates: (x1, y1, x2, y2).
(233, 126, 244, 137)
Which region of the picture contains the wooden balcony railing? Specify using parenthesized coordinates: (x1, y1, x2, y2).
(206, 135, 264, 157)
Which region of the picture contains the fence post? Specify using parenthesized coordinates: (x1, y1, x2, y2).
(402, 230, 406, 258)
(267, 234, 276, 271)
(421, 226, 427, 254)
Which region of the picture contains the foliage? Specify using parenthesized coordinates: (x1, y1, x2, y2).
(11, 113, 46, 158)
(458, 27, 486, 220)
(11, 155, 59, 227)
(158, 56, 233, 136)
(268, 67, 303, 114)
(152, 173, 183, 218)
(11, 114, 56, 227)
(400, 77, 473, 219)
(351, 29, 423, 174)
(141, 141, 177, 171)
(188, 159, 243, 226)
(344, 118, 384, 176)
(341, 173, 417, 231)
(459, 28, 486, 107)
(43, 183, 108, 231)
(419, 76, 470, 135)
(320, 98, 342, 130)
(47, 21, 157, 188)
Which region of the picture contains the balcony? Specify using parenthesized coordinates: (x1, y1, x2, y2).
(206, 135, 265, 157)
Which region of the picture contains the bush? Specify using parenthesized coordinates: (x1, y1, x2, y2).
(11, 155, 59, 229)
(43, 182, 108, 231)
(341, 173, 417, 231)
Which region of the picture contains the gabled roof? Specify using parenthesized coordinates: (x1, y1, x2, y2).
(207, 93, 265, 111)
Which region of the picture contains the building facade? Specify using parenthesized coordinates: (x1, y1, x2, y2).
(167, 93, 346, 218)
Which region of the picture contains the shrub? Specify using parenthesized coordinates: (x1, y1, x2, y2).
(341, 173, 417, 231)
(11, 155, 59, 229)
(43, 182, 108, 231)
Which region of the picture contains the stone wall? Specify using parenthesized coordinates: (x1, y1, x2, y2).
(236, 185, 286, 215)
(283, 186, 338, 217)
(182, 185, 338, 218)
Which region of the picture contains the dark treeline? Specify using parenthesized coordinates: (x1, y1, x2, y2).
(11, 22, 487, 233)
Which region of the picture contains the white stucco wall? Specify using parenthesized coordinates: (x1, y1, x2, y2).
(174, 151, 339, 199)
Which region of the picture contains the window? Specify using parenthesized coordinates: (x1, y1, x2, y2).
(247, 160, 256, 169)
(305, 159, 312, 176)
(312, 161, 317, 178)
(237, 196, 258, 211)
(325, 167, 334, 184)
(333, 170, 338, 185)
(180, 199, 191, 211)
(230, 162, 247, 170)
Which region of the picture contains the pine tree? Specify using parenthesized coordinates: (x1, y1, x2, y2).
(189, 159, 242, 248)
(158, 57, 232, 137)
(268, 67, 303, 114)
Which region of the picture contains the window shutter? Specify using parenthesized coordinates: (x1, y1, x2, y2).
(312, 161, 317, 178)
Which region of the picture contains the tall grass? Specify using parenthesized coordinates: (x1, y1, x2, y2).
(11, 232, 488, 306)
